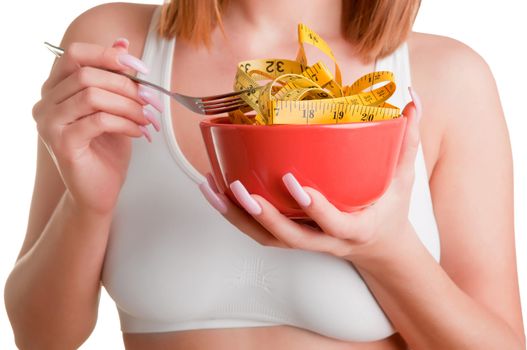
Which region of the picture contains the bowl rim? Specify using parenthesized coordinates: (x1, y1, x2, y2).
(199, 115, 406, 129)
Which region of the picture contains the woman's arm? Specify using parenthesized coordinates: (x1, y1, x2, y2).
(5, 190, 113, 349)
(349, 33, 525, 350)
(4, 4, 155, 349)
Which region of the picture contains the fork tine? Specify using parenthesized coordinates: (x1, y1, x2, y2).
(199, 86, 262, 102)
(203, 101, 248, 112)
(199, 97, 245, 108)
(203, 103, 249, 115)
(200, 89, 246, 102)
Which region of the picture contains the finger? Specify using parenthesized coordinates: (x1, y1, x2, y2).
(199, 177, 228, 214)
(198, 176, 289, 248)
(281, 173, 374, 243)
(393, 87, 422, 179)
(108, 37, 164, 113)
(53, 86, 150, 126)
(47, 66, 145, 105)
(111, 37, 143, 78)
(61, 111, 144, 149)
(137, 85, 165, 113)
(229, 180, 350, 256)
(43, 42, 148, 92)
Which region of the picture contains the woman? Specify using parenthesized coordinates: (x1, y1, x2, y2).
(4, 0, 525, 349)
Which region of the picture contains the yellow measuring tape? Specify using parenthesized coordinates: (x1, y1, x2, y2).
(228, 23, 401, 125)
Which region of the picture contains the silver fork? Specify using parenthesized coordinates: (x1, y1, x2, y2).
(44, 42, 255, 115)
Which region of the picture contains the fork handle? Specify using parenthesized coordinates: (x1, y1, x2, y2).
(44, 41, 174, 96)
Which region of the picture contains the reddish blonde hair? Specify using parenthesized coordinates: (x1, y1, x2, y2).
(157, 0, 421, 62)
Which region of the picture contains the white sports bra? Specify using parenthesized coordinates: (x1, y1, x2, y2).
(101, 6, 441, 342)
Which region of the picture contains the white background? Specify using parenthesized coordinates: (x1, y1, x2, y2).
(0, 1, 526, 349)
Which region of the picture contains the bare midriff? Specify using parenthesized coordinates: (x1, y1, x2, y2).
(123, 325, 408, 350)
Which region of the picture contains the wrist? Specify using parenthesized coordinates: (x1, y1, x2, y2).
(63, 191, 115, 224)
(349, 221, 425, 274)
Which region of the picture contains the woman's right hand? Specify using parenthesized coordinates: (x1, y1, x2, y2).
(32, 38, 163, 216)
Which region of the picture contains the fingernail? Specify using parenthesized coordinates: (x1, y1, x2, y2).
(117, 53, 149, 74)
(138, 86, 164, 113)
(113, 37, 130, 49)
(199, 181, 228, 214)
(282, 173, 311, 207)
(408, 87, 422, 121)
(143, 107, 160, 132)
(229, 180, 262, 215)
(206, 173, 219, 193)
(139, 125, 152, 143)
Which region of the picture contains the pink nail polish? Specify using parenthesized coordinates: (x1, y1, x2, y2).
(143, 107, 160, 132)
(113, 37, 130, 49)
(117, 53, 149, 74)
(229, 180, 262, 215)
(139, 125, 152, 143)
(282, 173, 311, 207)
(138, 86, 164, 113)
(199, 181, 228, 214)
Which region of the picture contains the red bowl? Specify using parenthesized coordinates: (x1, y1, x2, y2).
(199, 116, 407, 218)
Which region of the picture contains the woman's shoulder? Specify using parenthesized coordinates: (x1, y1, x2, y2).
(60, 2, 159, 58)
(407, 31, 492, 78)
(406, 31, 500, 177)
(407, 32, 496, 106)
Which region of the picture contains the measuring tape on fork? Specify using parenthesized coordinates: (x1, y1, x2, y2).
(228, 23, 401, 125)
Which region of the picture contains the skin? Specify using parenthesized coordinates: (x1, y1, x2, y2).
(3, 1, 525, 349)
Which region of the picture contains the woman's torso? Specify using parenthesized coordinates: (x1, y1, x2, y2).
(101, 4, 443, 350)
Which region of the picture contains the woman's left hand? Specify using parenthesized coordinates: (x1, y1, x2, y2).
(199, 87, 422, 265)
